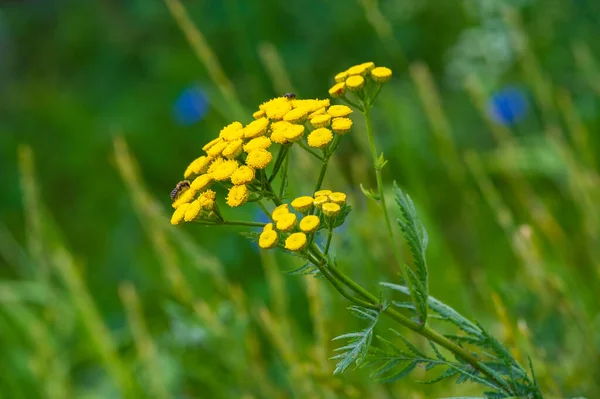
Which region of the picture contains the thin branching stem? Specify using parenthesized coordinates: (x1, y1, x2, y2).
(297, 140, 325, 161)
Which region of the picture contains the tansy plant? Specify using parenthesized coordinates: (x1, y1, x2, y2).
(170, 62, 544, 398)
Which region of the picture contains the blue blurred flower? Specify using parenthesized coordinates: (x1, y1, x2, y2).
(488, 86, 528, 126)
(173, 85, 209, 126)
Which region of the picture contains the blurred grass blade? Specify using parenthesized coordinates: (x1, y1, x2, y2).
(258, 42, 296, 95)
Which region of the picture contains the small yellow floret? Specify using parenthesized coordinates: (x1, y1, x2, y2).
(184, 200, 202, 222)
(202, 137, 222, 152)
(184, 156, 211, 178)
(259, 229, 278, 249)
(285, 232, 307, 251)
(266, 101, 292, 120)
(308, 128, 333, 148)
(226, 185, 248, 207)
(244, 136, 272, 153)
(291, 196, 314, 213)
(313, 195, 329, 208)
(272, 204, 290, 222)
(190, 174, 212, 192)
(327, 105, 353, 118)
(371, 66, 392, 83)
(264, 222, 275, 232)
(207, 157, 225, 175)
(322, 202, 341, 217)
(345, 75, 365, 91)
(211, 159, 239, 181)
(283, 124, 305, 142)
(276, 213, 297, 232)
(172, 189, 196, 209)
(309, 108, 326, 118)
(331, 117, 353, 135)
(206, 139, 228, 157)
(270, 121, 292, 144)
(243, 118, 270, 139)
(299, 215, 320, 233)
(346, 62, 373, 76)
(329, 82, 346, 98)
(245, 149, 272, 169)
(219, 121, 244, 141)
(198, 189, 216, 210)
(310, 114, 332, 128)
(230, 165, 255, 185)
(259, 97, 288, 111)
(314, 189, 332, 197)
(334, 71, 348, 83)
(328, 192, 347, 205)
(283, 107, 310, 124)
(253, 109, 266, 119)
(222, 139, 243, 159)
(171, 203, 189, 225)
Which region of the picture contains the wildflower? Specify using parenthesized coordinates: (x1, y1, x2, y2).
(171, 203, 190, 225)
(259, 229, 278, 249)
(334, 71, 348, 83)
(253, 109, 266, 119)
(283, 107, 310, 124)
(313, 195, 329, 208)
(219, 121, 244, 141)
(310, 114, 332, 128)
(276, 212, 297, 232)
(226, 185, 248, 207)
(266, 101, 292, 120)
(283, 124, 305, 142)
(259, 97, 288, 111)
(198, 189, 216, 209)
(322, 202, 341, 217)
(309, 108, 326, 118)
(329, 82, 346, 98)
(308, 128, 333, 148)
(184, 155, 211, 178)
(207, 157, 225, 175)
(230, 165, 255, 185)
(346, 62, 373, 76)
(291, 196, 314, 213)
(190, 174, 213, 192)
(264, 222, 275, 232)
(244, 136, 272, 152)
(371, 66, 392, 83)
(345, 75, 365, 91)
(270, 121, 292, 145)
(488, 86, 528, 126)
(331, 117, 352, 135)
(299, 215, 320, 233)
(291, 99, 329, 113)
(173, 85, 209, 126)
(285, 232, 307, 251)
(222, 139, 243, 159)
(327, 105, 353, 118)
(314, 189, 332, 197)
(184, 199, 202, 222)
(245, 148, 273, 169)
(211, 159, 239, 181)
(207, 139, 228, 157)
(202, 137, 222, 152)
(328, 192, 346, 205)
(172, 189, 196, 209)
(272, 204, 290, 222)
(243, 117, 269, 139)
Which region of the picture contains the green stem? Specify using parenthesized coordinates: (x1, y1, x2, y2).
(297, 140, 325, 161)
(314, 157, 329, 193)
(324, 226, 333, 256)
(269, 145, 289, 182)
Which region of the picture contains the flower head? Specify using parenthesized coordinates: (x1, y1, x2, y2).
(299, 215, 320, 233)
(184, 199, 202, 222)
(243, 136, 272, 152)
(308, 128, 333, 148)
(270, 121, 292, 144)
(206, 139, 228, 157)
(291, 196, 314, 213)
(272, 204, 290, 222)
(230, 165, 255, 185)
(171, 203, 189, 225)
(184, 155, 211, 178)
(346, 62, 373, 76)
(283, 107, 310, 124)
(329, 82, 346, 98)
(310, 114, 332, 128)
(276, 212, 297, 232)
(283, 124, 305, 142)
(327, 105, 353, 118)
(190, 174, 213, 192)
(313, 195, 329, 208)
(226, 185, 248, 207)
(371, 66, 392, 83)
(285, 232, 307, 251)
(245, 148, 273, 169)
(314, 189, 332, 197)
(259, 229, 278, 249)
(172, 189, 196, 209)
(222, 139, 243, 159)
(334, 71, 348, 83)
(345, 75, 365, 91)
(198, 189, 216, 210)
(322, 202, 341, 217)
(243, 118, 269, 139)
(219, 121, 244, 141)
(211, 159, 239, 181)
(331, 117, 352, 135)
(266, 101, 292, 120)
(328, 192, 346, 205)
(202, 137, 222, 152)
(253, 109, 266, 119)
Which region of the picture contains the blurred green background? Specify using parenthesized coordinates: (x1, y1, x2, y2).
(1, 0, 600, 398)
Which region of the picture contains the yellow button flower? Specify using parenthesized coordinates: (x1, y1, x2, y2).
(202, 137, 222, 152)
(291, 99, 329, 113)
(259, 96, 288, 111)
(276, 212, 297, 232)
(291, 196, 314, 213)
(308, 128, 333, 148)
(219, 121, 244, 141)
(345, 75, 364, 91)
(206, 139, 228, 157)
(328, 82, 346, 98)
(314, 189, 332, 197)
(322, 202, 341, 217)
(271, 204, 290, 222)
(171, 203, 189, 225)
(299, 215, 320, 233)
(243, 117, 270, 139)
(327, 105, 353, 118)
(313, 195, 329, 208)
(184, 155, 211, 178)
(230, 165, 255, 185)
(198, 189, 216, 210)
(207, 157, 225, 175)
(283, 124, 305, 142)
(264, 222, 275, 232)
(245, 148, 273, 169)
(285, 232, 307, 251)
(328, 192, 346, 205)
(346, 62, 373, 76)
(190, 174, 213, 192)
(283, 106, 310, 124)
(172, 189, 196, 209)
(270, 129, 289, 145)
(331, 117, 353, 135)
(211, 159, 239, 181)
(243, 136, 272, 153)
(253, 109, 266, 119)
(266, 101, 292, 120)
(334, 71, 348, 83)
(309, 108, 326, 118)
(226, 185, 248, 207)
(184, 199, 202, 222)
(371, 66, 392, 83)
(310, 114, 332, 128)
(259, 229, 278, 249)
(222, 139, 243, 159)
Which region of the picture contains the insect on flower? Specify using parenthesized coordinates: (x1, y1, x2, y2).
(170, 180, 190, 201)
(283, 92, 296, 100)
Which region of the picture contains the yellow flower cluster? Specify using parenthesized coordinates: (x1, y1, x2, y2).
(312, 189, 346, 217)
(329, 61, 393, 98)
